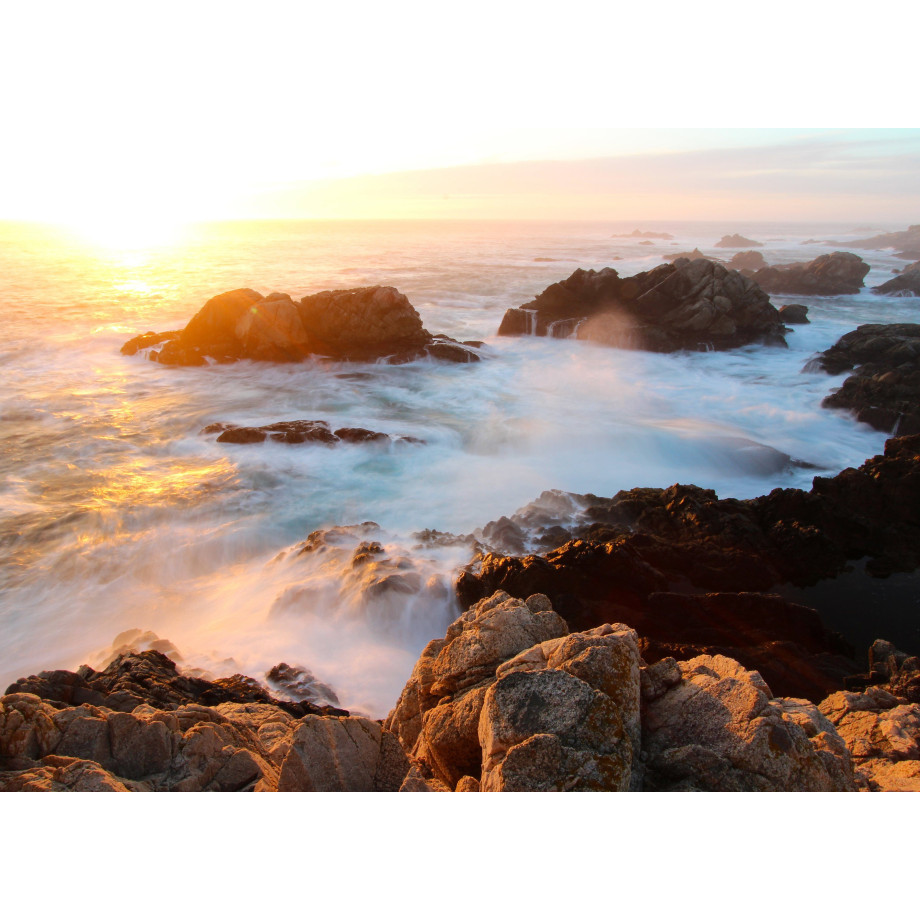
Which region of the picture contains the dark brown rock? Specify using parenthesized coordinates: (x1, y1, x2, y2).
(746, 252, 870, 295)
(201, 420, 421, 447)
(779, 303, 809, 324)
(811, 324, 920, 435)
(729, 250, 766, 271)
(456, 436, 920, 700)
(873, 269, 920, 297)
(497, 259, 785, 352)
(123, 285, 481, 366)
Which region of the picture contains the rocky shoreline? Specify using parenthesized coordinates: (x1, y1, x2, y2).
(4, 436, 920, 792)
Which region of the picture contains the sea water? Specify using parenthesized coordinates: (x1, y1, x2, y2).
(1, 219, 917, 714)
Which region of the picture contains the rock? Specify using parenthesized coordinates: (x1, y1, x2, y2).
(123, 285, 480, 366)
(0, 654, 405, 792)
(669, 248, 718, 262)
(746, 252, 870, 295)
(714, 234, 763, 248)
(873, 269, 920, 297)
(611, 230, 675, 240)
(642, 654, 856, 791)
(810, 324, 920, 435)
(497, 259, 785, 353)
(456, 436, 920, 700)
(201, 419, 417, 447)
(729, 250, 766, 271)
(823, 225, 920, 252)
(820, 685, 920, 791)
(265, 663, 340, 707)
(779, 303, 809, 324)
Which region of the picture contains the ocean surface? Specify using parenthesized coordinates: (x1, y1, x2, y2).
(1, 218, 917, 715)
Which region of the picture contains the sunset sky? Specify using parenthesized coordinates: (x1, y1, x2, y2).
(1, 1, 915, 225)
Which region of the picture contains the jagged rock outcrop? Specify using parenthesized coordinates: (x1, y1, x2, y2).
(121, 286, 481, 366)
(873, 268, 920, 297)
(810, 324, 920, 435)
(497, 259, 785, 352)
(715, 234, 763, 248)
(745, 252, 870, 295)
(456, 436, 920, 700)
(820, 669, 920, 791)
(641, 654, 855, 791)
(0, 653, 408, 792)
(200, 419, 422, 447)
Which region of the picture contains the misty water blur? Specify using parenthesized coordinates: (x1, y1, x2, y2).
(1, 219, 915, 714)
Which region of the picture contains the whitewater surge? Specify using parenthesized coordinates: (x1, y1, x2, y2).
(1, 219, 917, 714)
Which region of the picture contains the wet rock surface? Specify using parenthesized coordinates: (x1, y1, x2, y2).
(744, 251, 870, 295)
(811, 324, 920, 435)
(456, 436, 920, 700)
(122, 286, 482, 366)
(498, 258, 785, 352)
(200, 419, 421, 446)
(873, 269, 920, 297)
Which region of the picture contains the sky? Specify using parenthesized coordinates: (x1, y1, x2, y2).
(1, 1, 917, 225)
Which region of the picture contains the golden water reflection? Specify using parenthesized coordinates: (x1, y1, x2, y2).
(88, 457, 239, 510)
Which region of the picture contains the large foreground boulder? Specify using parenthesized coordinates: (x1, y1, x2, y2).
(810, 324, 920, 435)
(497, 258, 785, 352)
(122, 286, 481, 366)
(744, 252, 869, 295)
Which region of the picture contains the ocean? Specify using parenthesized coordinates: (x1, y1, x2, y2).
(1, 218, 916, 715)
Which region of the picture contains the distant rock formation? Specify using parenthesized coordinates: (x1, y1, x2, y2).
(745, 252, 869, 295)
(122, 286, 481, 366)
(829, 224, 920, 251)
(728, 250, 766, 271)
(611, 229, 675, 240)
(497, 258, 785, 352)
(715, 234, 763, 248)
(200, 419, 422, 447)
(810, 324, 920, 435)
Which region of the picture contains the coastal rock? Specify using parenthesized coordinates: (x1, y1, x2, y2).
(384, 591, 568, 788)
(714, 234, 763, 248)
(823, 224, 920, 252)
(612, 230, 675, 240)
(728, 250, 766, 271)
(0, 653, 407, 792)
(745, 252, 870, 295)
(778, 303, 809, 324)
(820, 685, 920, 791)
(642, 655, 856, 791)
(200, 419, 420, 447)
(497, 259, 785, 352)
(811, 324, 920, 435)
(456, 436, 920, 700)
(873, 269, 920, 297)
(123, 285, 481, 366)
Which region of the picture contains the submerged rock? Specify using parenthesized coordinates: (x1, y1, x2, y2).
(497, 258, 785, 352)
(122, 285, 481, 366)
(745, 251, 870, 295)
(810, 324, 920, 435)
